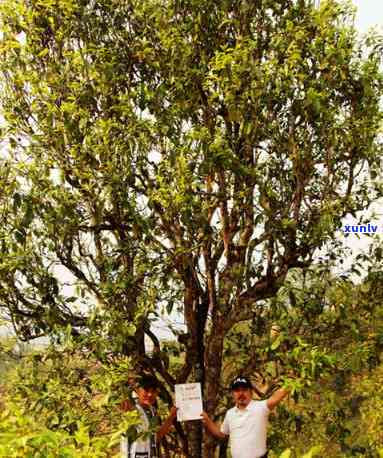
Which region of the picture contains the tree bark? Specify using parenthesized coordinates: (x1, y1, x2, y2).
(202, 320, 226, 458)
(184, 291, 208, 457)
(219, 440, 229, 458)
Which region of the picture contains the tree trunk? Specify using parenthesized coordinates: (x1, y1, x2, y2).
(186, 421, 203, 458)
(186, 295, 208, 457)
(203, 431, 218, 458)
(219, 439, 229, 458)
(202, 321, 226, 458)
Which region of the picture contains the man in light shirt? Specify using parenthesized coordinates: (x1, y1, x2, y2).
(201, 376, 289, 458)
(120, 375, 177, 458)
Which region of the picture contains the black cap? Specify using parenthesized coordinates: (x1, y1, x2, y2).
(137, 375, 160, 390)
(230, 376, 253, 390)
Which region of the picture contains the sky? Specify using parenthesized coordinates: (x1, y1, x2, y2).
(331, 0, 383, 265)
(352, 0, 383, 33)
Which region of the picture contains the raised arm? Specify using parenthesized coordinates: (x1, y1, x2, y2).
(201, 412, 228, 440)
(266, 388, 289, 411)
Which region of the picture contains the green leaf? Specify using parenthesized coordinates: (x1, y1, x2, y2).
(301, 446, 323, 458)
(271, 334, 283, 351)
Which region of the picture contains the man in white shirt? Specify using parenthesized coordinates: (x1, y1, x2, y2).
(201, 376, 289, 458)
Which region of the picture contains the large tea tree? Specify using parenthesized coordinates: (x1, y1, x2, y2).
(0, 0, 381, 456)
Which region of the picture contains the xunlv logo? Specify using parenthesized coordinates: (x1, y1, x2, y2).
(343, 224, 379, 233)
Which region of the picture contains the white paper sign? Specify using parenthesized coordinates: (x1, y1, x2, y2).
(175, 383, 203, 422)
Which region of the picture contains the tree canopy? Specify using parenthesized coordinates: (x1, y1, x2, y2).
(0, 0, 382, 456)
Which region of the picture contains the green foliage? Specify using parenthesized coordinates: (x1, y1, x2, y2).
(0, 0, 382, 455)
(277, 447, 323, 458)
(264, 265, 383, 456)
(269, 364, 383, 457)
(0, 346, 142, 457)
(219, 261, 383, 456)
(0, 409, 109, 458)
(0, 0, 381, 340)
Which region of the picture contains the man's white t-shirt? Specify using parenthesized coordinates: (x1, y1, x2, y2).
(221, 400, 270, 458)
